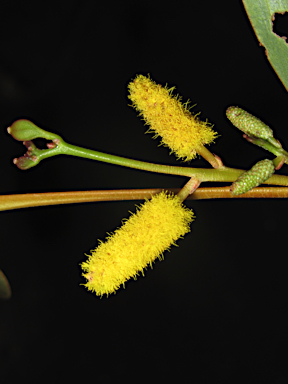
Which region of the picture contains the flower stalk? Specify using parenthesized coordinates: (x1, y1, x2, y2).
(177, 177, 201, 202)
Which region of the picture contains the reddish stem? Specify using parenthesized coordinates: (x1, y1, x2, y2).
(1, 186, 288, 211)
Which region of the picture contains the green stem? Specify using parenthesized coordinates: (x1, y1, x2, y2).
(244, 134, 288, 161)
(61, 141, 216, 179)
(59, 141, 288, 185)
(197, 145, 220, 168)
(14, 137, 288, 186)
(177, 177, 201, 201)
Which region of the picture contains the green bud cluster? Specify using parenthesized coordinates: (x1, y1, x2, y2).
(12, 141, 41, 170)
(8, 119, 64, 170)
(230, 159, 275, 196)
(226, 107, 273, 140)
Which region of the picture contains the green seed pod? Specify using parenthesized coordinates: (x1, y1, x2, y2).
(231, 159, 275, 196)
(226, 106, 273, 140)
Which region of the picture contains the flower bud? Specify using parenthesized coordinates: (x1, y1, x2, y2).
(12, 141, 40, 170)
(8, 119, 57, 141)
(13, 155, 39, 170)
(226, 107, 273, 140)
(230, 159, 275, 195)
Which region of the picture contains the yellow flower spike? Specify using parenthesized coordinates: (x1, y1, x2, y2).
(81, 191, 194, 297)
(128, 74, 217, 161)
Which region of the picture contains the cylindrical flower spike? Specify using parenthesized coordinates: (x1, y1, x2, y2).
(226, 107, 281, 148)
(128, 74, 217, 161)
(81, 191, 194, 297)
(226, 106, 273, 139)
(230, 159, 275, 196)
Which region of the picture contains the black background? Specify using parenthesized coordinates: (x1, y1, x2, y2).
(0, 1, 287, 382)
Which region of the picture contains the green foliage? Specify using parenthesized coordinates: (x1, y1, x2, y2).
(243, 0, 288, 91)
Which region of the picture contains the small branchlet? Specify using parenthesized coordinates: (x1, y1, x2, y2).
(4, 75, 288, 300)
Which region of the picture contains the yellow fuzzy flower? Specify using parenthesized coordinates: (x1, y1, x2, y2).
(81, 191, 194, 297)
(128, 74, 217, 161)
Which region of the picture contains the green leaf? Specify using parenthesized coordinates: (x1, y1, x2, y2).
(243, 0, 288, 91)
(0, 269, 12, 300)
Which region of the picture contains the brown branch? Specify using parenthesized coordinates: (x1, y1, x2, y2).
(1, 186, 288, 211)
